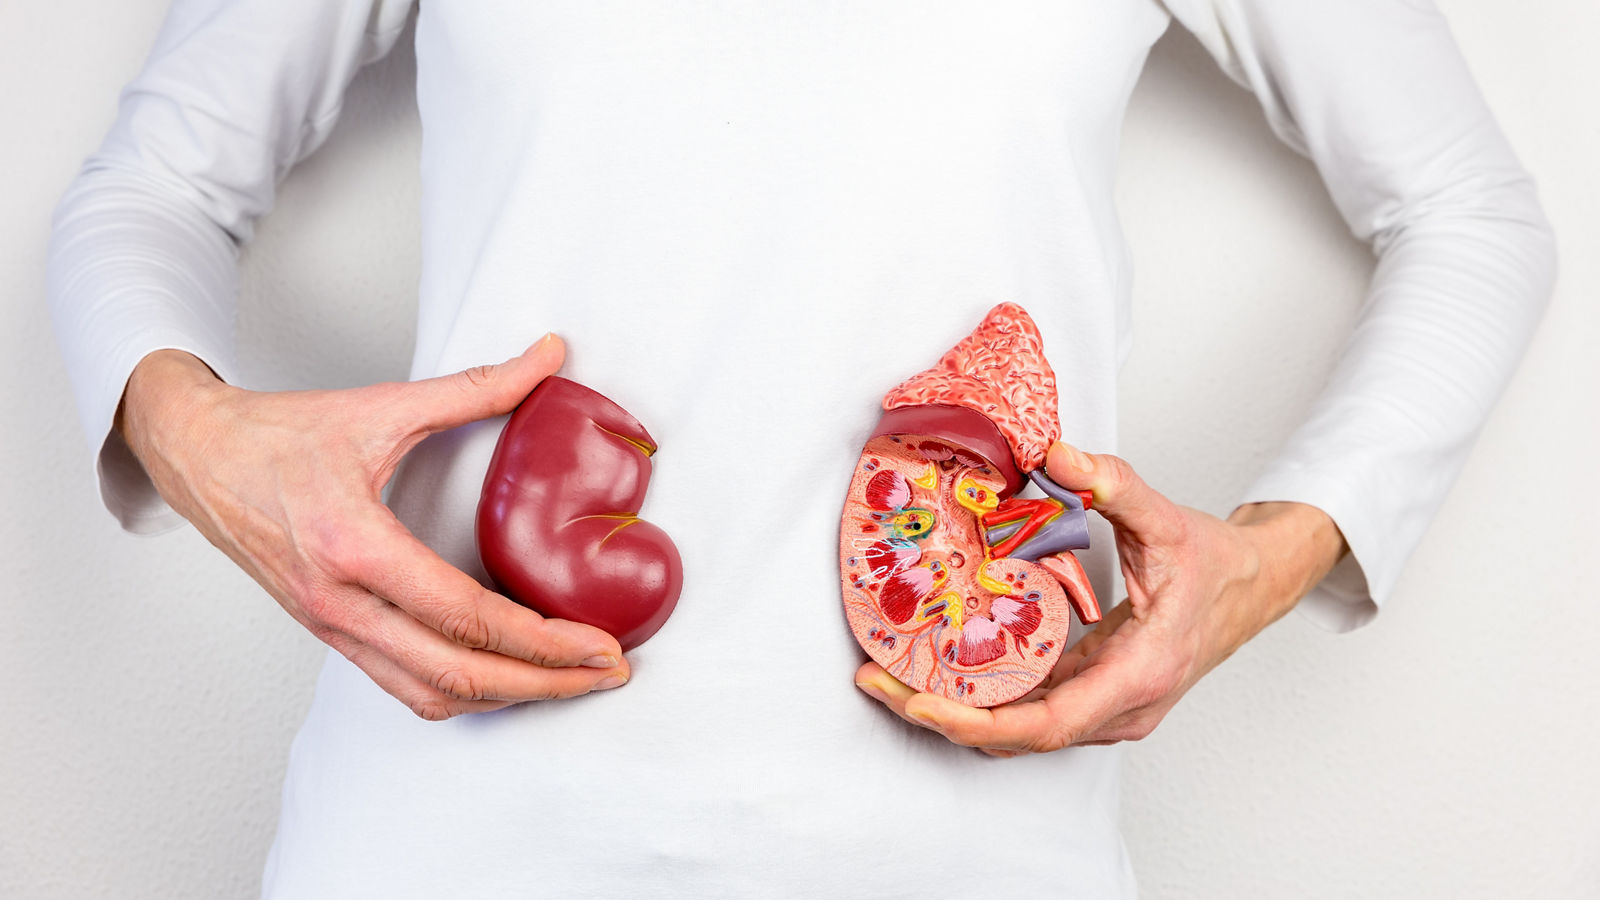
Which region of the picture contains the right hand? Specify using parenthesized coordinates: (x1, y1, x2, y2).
(117, 335, 631, 720)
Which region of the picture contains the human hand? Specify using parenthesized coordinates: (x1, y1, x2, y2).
(854, 442, 1347, 754)
(117, 336, 630, 720)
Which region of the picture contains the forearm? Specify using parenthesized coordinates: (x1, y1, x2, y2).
(47, 0, 416, 534)
(1167, 0, 1556, 614)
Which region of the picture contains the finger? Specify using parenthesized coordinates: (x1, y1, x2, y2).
(344, 509, 624, 668)
(857, 662, 1053, 754)
(323, 629, 516, 720)
(854, 662, 919, 720)
(859, 602, 1145, 753)
(1044, 441, 1185, 546)
(857, 662, 964, 736)
(349, 592, 631, 703)
(901, 661, 1132, 753)
(401, 333, 567, 435)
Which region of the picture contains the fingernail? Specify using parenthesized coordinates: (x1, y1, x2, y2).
(582, 655, 618, 668)
(908, 711, 945, 734)
(856, 681, 888, 703)
(513, 333, 555, 364)
(1053, 441, 1094, 473)
(594, 674, 628, 691)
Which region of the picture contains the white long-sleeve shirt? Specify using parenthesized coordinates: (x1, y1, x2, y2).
(47, 1, 1555, 896)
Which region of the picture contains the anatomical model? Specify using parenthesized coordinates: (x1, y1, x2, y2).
(839, 303, 1101, 707)
(478, 376, 683, 651)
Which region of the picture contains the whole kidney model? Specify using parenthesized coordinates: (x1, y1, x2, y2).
(839, 303, 1102, 708)
(477, 376, 682, 652)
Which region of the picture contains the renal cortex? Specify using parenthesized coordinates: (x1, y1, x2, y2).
(839, 303, 1102, 708)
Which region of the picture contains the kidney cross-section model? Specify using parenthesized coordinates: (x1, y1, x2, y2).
(840, 303, 1102, 708)
(478, 376, 683, 652)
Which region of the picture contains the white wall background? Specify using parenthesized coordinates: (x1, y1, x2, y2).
(2, 2, 1594, 897)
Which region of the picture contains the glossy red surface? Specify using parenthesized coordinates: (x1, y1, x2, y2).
(477, 376, 682, 651)
(871, 404, 1023, 495)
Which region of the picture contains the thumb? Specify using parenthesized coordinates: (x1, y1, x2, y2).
(404, 333, 566, 434)
(1044, 440, 1183, 546)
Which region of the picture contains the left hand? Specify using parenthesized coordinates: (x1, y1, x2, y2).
(854, 441, 1347, 755)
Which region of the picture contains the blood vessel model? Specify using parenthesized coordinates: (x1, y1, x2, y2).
(478, 376, 682, 651)
(839, 303, 1101, 708)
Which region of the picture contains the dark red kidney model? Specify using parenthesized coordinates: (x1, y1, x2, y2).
(477, 376, 682, 651)
(839, 303, 1102, 708)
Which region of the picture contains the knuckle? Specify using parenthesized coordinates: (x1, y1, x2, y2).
(1100, 454, 1139, 492)
(322, 545, 371, 586)
(1024, 728, 1070, 754)
(459, 365, 496, 390)
(436, 604, 494, 651)
(295, 586, 340, 626)
(528, 683, 568, 702)
(303, 516, 369, 581)
(430, 664, 487, 701)
(523, 643, 562, 669)
(406, 696, 460, 721)
(513, 620, 564, 667)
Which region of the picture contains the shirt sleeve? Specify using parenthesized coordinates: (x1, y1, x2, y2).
(1159, 0, 1558, 630)
(46, 0, 415, 534)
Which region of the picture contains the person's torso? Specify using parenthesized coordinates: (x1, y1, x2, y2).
(265, 3, 1170, 896)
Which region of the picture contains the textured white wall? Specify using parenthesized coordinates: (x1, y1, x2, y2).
(2, 2, 1594, 897)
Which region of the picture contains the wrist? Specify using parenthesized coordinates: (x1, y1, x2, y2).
(117, 350, 229, 462)
(1226, 501, 1348, 618)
